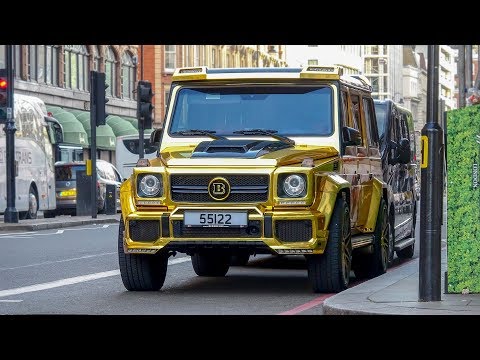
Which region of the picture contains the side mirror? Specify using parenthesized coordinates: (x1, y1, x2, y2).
(342, 126, 362, 146)
(150, 128, 162, 147)
(45, 116, 64, 144)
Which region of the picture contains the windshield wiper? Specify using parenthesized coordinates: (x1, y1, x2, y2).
(171, 129, 226, 140)
(233, 129, 295, 145)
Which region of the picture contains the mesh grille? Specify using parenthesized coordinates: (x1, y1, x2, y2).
(129, 220, 160, 242)
(173, 220, 262, 238)
(170, 174, 269, 203)
(275, 220, 312, 242)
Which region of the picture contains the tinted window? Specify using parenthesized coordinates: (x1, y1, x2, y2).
(169, 86, 333, 136)
(55, 165, 86, 181)
(374, 103, 387, 139)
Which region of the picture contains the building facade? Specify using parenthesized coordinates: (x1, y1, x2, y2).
(139, 45, 287, 127)
(285, 45, 363, 74)
(363, 45, 403, 101)
(416, 45, 456, 111)
(1, 45, 140, 164)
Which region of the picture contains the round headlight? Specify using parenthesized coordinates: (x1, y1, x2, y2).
(139, 175, 162, 197)
(283, 174, 306, 197)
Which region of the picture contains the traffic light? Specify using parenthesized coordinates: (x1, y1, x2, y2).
(0, 68, 8, 123)
(90, 71, 109, 127)
(137, 80, 154, 129)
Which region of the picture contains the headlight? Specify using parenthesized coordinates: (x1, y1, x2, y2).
(279, 174, 307, 198)
(137, 174, 163, 197)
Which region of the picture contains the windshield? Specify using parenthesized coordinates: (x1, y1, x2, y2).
(168, 86, 333, 137)
(374, 103, 387, 139)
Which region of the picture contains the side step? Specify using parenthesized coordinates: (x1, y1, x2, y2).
(394, 237, 415, 251)
(352, 235, 373, 249)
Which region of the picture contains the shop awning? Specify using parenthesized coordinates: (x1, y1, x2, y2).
(106, 115, 138, 137)
(54, 112, 89, 147)
(123, 116, 139, 129)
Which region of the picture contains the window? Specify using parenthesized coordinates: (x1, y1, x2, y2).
(165, 45, 176, 71)
(308, 59, 318, 65)
(92, 46, 100, 72)
(341, 90, 349, 127)
(0, 45, 5, 68)
(121, 51, 136, 99)
(64, 45, 88, 90)
(363, 98, 378, 147)
(211, 48, 216, 67)
(14, 45, 21, 79)
(28, 45, 59, 85)
(105, 46, 117, 97)
(349, 94, 362, 144)
(169, 86, 333, 136)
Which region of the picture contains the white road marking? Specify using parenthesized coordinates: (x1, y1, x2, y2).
(0, 256, 191, 298)
(0, 224, 117, 239)
(0, 299, 23, 303)
(0, 252, 117, 271)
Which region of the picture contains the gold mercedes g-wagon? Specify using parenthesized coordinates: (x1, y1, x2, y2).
(118, 65, 389, 293)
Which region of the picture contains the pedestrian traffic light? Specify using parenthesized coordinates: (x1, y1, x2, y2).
(137, 80, 154, 129)
(0, 68, 8, 123)
(90, 71, 109, 127)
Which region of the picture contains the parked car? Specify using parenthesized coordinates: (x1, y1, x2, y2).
(374, 99, 418, 263)
(118, 65, 390, 293)
(43, 160, 123, 217)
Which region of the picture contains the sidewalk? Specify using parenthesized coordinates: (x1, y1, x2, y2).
(0, 213, 119, 232)
(323, 248, 480, 315)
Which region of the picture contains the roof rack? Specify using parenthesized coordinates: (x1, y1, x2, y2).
(172, 65, 344, 81)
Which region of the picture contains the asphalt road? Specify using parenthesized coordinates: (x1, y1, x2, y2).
(0, 217, 424, 315)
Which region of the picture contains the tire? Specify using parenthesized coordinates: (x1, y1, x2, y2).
(22, 185, 38, 220)
(353, 198, 389, 279)
(307, 195, 352, 293)
(192, 252, 230, 276)
(230, 252, 250, 266)
(118, 217, 168, 291)
(387, 210, 395, 267)
(43, 210, 56, 218)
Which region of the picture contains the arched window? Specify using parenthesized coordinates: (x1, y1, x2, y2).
(105, 46, 117, 97)
(28, 45, 59, 85)
(64, 45, 88, 91)
(121, 51, 136, 99)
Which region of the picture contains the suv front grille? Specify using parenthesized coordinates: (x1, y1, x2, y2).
(170, 174, 269, 203)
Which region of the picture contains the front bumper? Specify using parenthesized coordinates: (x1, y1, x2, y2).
(122, 206, 328, 255)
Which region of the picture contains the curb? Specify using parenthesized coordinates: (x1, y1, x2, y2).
(322, 258, 420, 315)
(0, 217, 119, 232)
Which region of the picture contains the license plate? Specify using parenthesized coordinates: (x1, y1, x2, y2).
(60, 189, 76, 197)
(184, 211, 247, 227)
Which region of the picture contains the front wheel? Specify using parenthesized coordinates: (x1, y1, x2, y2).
(21, 185, 38, 220)
(397, 243, 415, 259)
(118, 217, 168, 291)
(307, 195, 352, 293)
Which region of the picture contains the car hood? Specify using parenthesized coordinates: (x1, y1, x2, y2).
(157, 140, 339, 167)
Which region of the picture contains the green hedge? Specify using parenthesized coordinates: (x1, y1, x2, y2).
(446, 105, 480, 293)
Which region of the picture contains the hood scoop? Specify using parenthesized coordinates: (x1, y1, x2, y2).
(191, 139, 293, 159)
